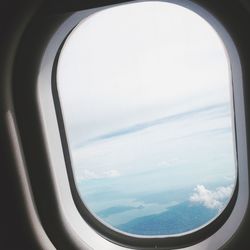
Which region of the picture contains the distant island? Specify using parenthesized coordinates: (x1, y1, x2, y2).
(117, 201, 218, 235)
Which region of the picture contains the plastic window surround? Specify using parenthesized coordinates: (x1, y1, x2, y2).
(37, 1, 248, 249)
(53, 1, 238, 248)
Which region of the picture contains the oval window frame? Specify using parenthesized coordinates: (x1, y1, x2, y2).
(35, 1, 248, 249)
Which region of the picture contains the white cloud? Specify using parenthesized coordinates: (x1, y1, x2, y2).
(75, 169, 121, 182)
(103, 169, 120, 178)
(157, 158, 181, 168)
(189, 184, 233, 210)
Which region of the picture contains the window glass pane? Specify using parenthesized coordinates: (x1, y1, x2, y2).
(57, 1, 236, 236)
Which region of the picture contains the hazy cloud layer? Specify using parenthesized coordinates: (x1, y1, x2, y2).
(57, 1, 231, 148)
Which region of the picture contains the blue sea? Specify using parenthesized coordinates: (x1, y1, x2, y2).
(77, 178, 234, 235)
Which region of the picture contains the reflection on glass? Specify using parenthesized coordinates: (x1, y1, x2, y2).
(57, 1, 236, 236)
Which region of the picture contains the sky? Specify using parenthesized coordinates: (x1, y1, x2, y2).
(56, 1, 235, 196)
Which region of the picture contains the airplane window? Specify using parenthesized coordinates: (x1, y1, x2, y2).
(56, 1, 236, 237)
